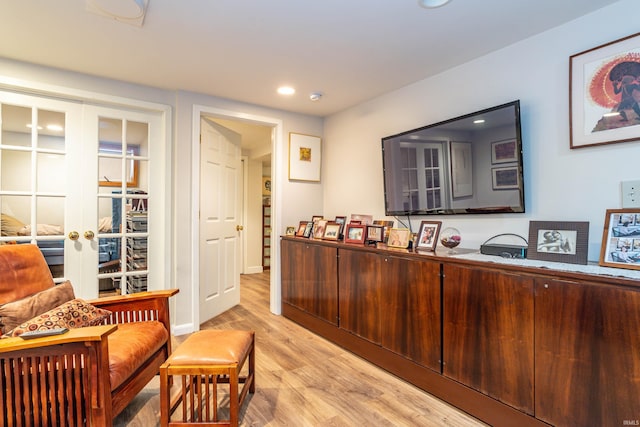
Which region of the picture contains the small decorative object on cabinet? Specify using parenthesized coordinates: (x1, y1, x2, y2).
(440, 227, 462, 253)
(263, 204, 271, 269)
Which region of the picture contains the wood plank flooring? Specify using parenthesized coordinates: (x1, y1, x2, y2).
(114, 272, 487, 426)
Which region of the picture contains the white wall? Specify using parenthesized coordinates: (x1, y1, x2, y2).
(323, 0, 637, 262)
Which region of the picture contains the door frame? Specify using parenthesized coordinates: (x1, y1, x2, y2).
(191, 105, 283, 328)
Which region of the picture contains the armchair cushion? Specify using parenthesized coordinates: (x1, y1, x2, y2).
(0, 281, 75, 334)
(7, 298, 112, 337)
(107, 321, 169, 389)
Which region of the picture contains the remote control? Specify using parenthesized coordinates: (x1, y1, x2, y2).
(19, 328, 69, 339)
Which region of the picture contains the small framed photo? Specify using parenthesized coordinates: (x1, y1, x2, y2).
(323, 222, 341, 241)
(312, 215, 324, 223)
(374, 220, 394, 243)
(350, 214, 373, 225)
(344, 224, 366, 244)
(303, 221, 313, 238)
(285, 226, 296, 236)
(491, 139, 518, 164)
(366, 225, 384, 243)
(334, 216, 347, 236)
(599, 208, 640, 270)
(312, 219, 327, 239)
(492, 166, 520, 190)
(295, 221, 309, 237)
(527, 221, 589, 265)
(416, 221, 442, 251)
(388, 228, 411, 249)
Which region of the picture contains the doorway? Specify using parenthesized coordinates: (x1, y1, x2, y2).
(192, 105, 282, 327)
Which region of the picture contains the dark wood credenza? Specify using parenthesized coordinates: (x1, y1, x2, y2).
(280, 236, 640, 427)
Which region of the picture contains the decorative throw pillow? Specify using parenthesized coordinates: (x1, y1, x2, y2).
(0, 281, 75, 335)
(8, 298, 112, 337)
(1, 213, 26, 236)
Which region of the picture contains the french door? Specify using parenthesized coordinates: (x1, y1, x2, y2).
(0, 91, 166, 299)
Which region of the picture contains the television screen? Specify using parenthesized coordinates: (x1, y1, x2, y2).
(381, 100, 524, 216)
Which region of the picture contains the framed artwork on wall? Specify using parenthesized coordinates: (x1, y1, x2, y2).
(599, 208, 640, 270)
(570, 32, 640, 149)
(289, 133, 321, 181)
(527, 220, 589, 265)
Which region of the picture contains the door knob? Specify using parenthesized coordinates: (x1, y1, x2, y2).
(68, 231, 80, 241)
(84, 230, 95, 240)
(236, 225, 244, 231)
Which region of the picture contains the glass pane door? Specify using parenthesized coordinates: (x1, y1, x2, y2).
(0, 93, 82, 283)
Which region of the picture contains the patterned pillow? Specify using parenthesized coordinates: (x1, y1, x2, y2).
(0, 281, 75, 335)
(8, 298, 112, 337)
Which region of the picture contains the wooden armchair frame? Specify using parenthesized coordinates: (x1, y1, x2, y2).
(0, 289, 178, 427)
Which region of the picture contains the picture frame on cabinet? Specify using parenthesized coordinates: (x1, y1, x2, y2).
(366, 225, 384, 243)
(599, 208, 640, 270)
(285, 226, 296, 236)
(323, 222, 341, 241)
(295, 221, 309, 237)
(334, 216, 346, 237)
(303, 221, 314, 238)
(374, 220, 394, 243)
(527, 220, 589, 265)
(312, 215, 323, 223)
(312, 219, 327, 239)
(387, 228, 411, 249)
(344, 224, 366, 244)
(570, 31, 640, 149)
(350, 214, 373, 225)
(416, 221, 442, 251)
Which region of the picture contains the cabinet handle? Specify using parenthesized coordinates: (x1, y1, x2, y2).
(544, 283, 549, 289)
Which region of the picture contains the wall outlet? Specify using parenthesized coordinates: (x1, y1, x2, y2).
(622, 180, 640, 208)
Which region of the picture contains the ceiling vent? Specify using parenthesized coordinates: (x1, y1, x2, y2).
(86, 0, 149, 27)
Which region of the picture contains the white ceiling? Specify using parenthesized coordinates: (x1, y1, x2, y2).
(0, 0, 620, 118)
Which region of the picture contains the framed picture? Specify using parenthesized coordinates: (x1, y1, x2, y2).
(312, 219, 327, 239)
(295, 221, 308, 237)
(303, 221, 313, 238)
(388, 228, 411, 249)
(599, 208, 640, 270)
(285, 226, 296, 236)
(366, 225, 384, 243)
(334, 216, 346, 236)
(527, 221, 589, 265)
(323, 222, 341, 241)
(312, 215, 323, 222)
(450, 141, 473, 198)
(350, 214, 373, 225)
(344, 224, 366, 244)
(492, 166, 520, 190)
(491, 139, 518, 164)
(570, 32, 640, 149)
(374, 220, 394, 243)
(289, 133, 321, 181)
(416, 221, 442, 251)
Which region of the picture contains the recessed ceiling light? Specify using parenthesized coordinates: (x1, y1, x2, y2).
(277, 86, 295, 96)
(418, 0, 452, 9)
(473, 119, 485, 124)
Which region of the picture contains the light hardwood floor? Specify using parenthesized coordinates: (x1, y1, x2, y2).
(114, 272, 487, 426)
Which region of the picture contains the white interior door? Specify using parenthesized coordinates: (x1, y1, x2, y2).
(199, 117, 242, 322)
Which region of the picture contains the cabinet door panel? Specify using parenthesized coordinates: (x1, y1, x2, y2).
(535, 279, 640, 427)
(281, 239, 338, 325)
(380, 255, 441, 371)
(338, 249, 381, 344)
(443, 264, 534, 414)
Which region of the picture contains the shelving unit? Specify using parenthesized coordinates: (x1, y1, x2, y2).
(126, 211, 148, 293)
(263, 204, 271, 270)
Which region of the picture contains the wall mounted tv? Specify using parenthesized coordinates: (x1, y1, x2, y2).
(382, 100, 524, 216)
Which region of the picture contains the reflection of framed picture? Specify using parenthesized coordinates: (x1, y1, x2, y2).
(491, 139, 518, 164)
(98, 142, 140, 187)
(323, 222, 341, 241)
(527, 221, 589, 265)
(388, 228, 411, 249)
(295, 221, 309, 237)
(345, 224, 366, 244)
(416, 221, 442, 251)
(289, 133, 321, 181)
(570, 32, 640, 149)
(492, 166, 520, 190)
(599, 208, 640, 270)
(366, 225, 384, 242)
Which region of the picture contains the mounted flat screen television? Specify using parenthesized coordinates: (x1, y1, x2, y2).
(382, 100, 524, 216)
